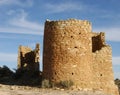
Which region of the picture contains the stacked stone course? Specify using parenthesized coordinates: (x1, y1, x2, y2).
(17, 43, 40, 71)
(43, 19, 119, 95)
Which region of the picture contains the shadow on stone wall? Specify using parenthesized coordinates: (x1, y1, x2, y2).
(0, 65, 42, 87)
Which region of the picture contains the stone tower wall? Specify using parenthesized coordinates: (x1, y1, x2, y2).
(92, 46, 118, 95)
(43, 19, 119, 95)
(43, 19, 93, 88)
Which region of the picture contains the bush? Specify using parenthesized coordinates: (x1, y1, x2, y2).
(41, 79, 51, 88)
(115, 78, 120, 94)
(0, 65, 14, 77)
(60, 80, 74, 88)
(14, 68, 42, 86)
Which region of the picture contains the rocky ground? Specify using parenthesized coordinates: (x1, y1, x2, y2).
(0, 84, 110, 95)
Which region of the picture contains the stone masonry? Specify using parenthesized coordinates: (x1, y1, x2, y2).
(17, 43, 40, 71)
(43, 19, 119, 95)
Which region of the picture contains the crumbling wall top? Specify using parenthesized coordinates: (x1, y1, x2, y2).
(45, 18, 91, 26)
(17, 44, 40, 71)
(19, 46, 31, 52)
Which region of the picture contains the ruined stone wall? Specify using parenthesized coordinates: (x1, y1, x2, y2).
(92, 46, 118, 95)
(43, 19, 93, 88)
(17, 43, 40, 71)
(92, 32, 105, 52)
(92, 32, 119, 95)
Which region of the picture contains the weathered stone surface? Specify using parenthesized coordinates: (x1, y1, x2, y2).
(17, 43, 40, 71)
(43, 19, 119, 95)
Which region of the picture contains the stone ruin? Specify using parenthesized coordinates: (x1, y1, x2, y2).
(17, 43, 40, 71)
(17, 19, 119, 95)
(43, 19, 119, 95)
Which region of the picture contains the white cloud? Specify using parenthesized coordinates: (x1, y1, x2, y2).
(0, 0, 33, 7)
(28, 43, 38, 49)
(112, 56, 120, 78)
(114, 72, 120, 79)
(0, 53, 17, 62)
(0, 0, 15, 5)
(93, 27, 120, 42)
(0, 9, 44, 35)
(6, 10, 15, 15)
(9, 15, 43, 31)
(112, 57, 120, 65)
(39, 54, 43, 71)
(45, 2, 85, 13)
(0, 27, 43, 35)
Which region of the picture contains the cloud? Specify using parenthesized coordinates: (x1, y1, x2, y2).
(9, 14, 43, 31)
(112, 57, 120, 65)
(0, 0, 33, 7)
(9, 15, 43, 32)
(0, 9, 44, 35)
(44, 2, 86, 13)
(0, 0, 16, 5)
(112, 56, 120, 78)
(0, 27, 43, 35)
(93, 27, 120, 42)
(7, 10, 15, 15)
(114, 72, 120, 79)
(39, 44, 43, 71)
(0, 53, 17, 62)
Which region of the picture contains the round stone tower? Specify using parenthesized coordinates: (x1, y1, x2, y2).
(43, 19, 93, 88)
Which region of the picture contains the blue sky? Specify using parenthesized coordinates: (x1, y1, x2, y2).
(0, 0, 120, 79)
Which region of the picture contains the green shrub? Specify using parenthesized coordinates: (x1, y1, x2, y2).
(41, 79, 50, 88)
(60, 80, 74, 88)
